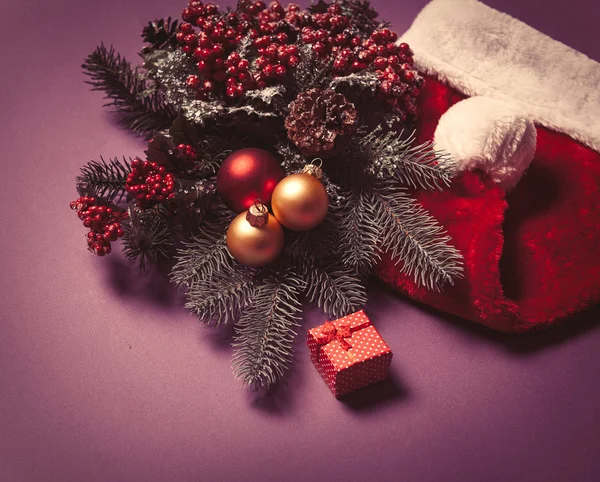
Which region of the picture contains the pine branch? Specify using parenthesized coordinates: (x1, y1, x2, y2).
(301, 258, 367, 318)
(373, 179, 463, 291)
(329, 70, 380, 95)
(355, 129, 456, 191)
(121, 205, 173, 271)
(290, 43, 334, 94)
(170, 206, 235, 288)
(185, 265, 255, 325)
(82, 43, 176, 137)
(336, 186, 382, 274)
(232, 269, 304, 389)
(76, 156, 131, 202)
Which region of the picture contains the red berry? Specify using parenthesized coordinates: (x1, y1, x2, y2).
(197, 60, 210, 72)
(262, 64, 275, 78)
(312, 42, 326, 56)
(186, 75, 201, 88)
(275, 65, 287, 77)
(287, 55, 299, 67)
(181, 23, 194, 34)
(184, 34, 197, 45)
(314, 30, 326, 42)
(373, 57, 387, 69)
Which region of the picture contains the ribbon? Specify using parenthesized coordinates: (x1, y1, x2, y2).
(315, 321, 356, 362)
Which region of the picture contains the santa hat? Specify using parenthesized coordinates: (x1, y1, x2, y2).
(376, 0, 600, 332)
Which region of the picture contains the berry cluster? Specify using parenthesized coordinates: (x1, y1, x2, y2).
(70, 196, 127, 256)
(300, 4, 354, 58)
(253, 35, 299, 87)
(177, 1, 308, 98)
(300, 6, 422, 118)
(176, 143, 197, 163)
(177, 2, 250, 99)
(176, 0, 422, 117)
(125, 159, 176, 205)
(370, 35, 422, 117)
(224, 52, 254, 97)
(247, 2, 303, 86)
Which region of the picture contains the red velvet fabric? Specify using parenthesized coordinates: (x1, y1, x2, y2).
(375, 75, 600, 332)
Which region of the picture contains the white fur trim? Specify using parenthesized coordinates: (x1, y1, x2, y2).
(399, 0, 600, 153)
(434, 96, 537, 190)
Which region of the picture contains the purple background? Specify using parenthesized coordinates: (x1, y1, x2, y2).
(1, 1, 600, 480)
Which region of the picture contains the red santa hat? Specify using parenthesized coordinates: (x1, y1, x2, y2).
(376, 0, 600, 332)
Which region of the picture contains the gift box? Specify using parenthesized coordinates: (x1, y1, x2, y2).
(307, 310, 392, 398)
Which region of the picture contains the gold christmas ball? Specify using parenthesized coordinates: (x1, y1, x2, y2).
(226, 211, 284, 268)
(271, 173, 329, 231)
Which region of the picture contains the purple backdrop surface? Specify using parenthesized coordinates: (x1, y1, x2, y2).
(1, 1, 600, 481)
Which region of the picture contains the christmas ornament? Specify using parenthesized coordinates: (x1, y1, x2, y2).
(284, 88, 359, 157)
(226, 201, 284, 268)
(271, 162, 329, 231)
(307, 310, 392, 398)
(216, 148, 284, 213)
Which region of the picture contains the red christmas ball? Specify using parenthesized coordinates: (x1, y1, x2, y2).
(217, 148, 284, 213)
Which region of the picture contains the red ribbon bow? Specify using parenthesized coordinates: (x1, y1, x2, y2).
(316, 321, 355, 358)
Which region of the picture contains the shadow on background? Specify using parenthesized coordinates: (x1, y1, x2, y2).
(103, 255, 184, 310)
(369, 278, 600, 356)
(340, 371, 410, 412)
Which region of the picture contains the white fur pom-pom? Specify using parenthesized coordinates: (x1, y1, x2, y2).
(434, 96, 537, 190)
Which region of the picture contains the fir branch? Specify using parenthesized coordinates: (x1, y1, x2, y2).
(76, 156, 131, 202)
(373, 179, 463, 291)
(242, 85, 288, 115)
(337, 1, 381, 37)
(121, 205, 173, 271)
(275, 141, 309, 172)
(147, 49, 195, 107)
(356, 129, 456, 191)
(336, 186, 382, 274)
(232, 269, 304, 389)
(82, 43, 176, 137)
(170, 207, 235, 288)
(185, 265, 255, 325)
(301, 258, 367, 318)
(290, 43, 334, 94)
(329, 70, 380, 95)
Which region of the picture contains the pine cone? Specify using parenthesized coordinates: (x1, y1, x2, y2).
(285, 88, 359, 157)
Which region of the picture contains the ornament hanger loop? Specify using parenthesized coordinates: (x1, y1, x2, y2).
(311, 158, 323, 168)
(252, 198, 267, 213)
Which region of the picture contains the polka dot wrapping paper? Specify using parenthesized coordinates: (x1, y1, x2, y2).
(307, 310, 393, 398)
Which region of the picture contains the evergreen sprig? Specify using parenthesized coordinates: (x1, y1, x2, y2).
(185, 265, 255, 325)
(77, 156, 131, 202)
(336, 186, 382, 274)
(82, 43, 176, 137)
(301, 258, 367, 318)
(357, 128, 456, 191)
(232, 270, 304, 388)
(374, 179, 463, 291)
(121, 205, 173, 270)
(170, 207, 235, 289)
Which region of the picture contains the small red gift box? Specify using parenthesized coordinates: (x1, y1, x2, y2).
(307, 310, 393, 398)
